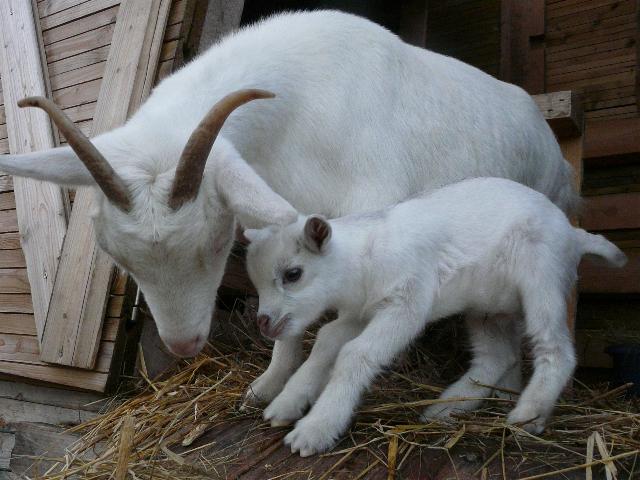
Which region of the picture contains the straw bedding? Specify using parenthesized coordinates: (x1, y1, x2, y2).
(30, 309, 640, 479)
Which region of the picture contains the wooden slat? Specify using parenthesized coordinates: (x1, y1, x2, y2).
(40, 0, 120, 30)
(0, 360, 108, 392)
(50, 61, 106, 91)
(52, 78, 101, 109)
(0, 334, 113, 372)
(45, 23, 116, 63)
(40, 0, 168, 369)
(0, 176, 13, 193)
(579, 248, 640, 294)
(0, 269, 31, 294)
(0, 210, 18, 233)
(0, 191, 16, 210)
(0, 294, 33, 314)
(42, 5, 118, 45)
(0, 0, 69, 343)
(582, 192, 640, 231)
(0, 314, 37, 336)
(128, 0, 172, 116)
(584, 117, 640, 159)
(0, 233, 22, 250)
(48, 45, 110, 78)
(0, 250, 26, 269)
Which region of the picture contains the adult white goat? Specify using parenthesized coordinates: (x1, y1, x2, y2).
(0, 11, 576, 382)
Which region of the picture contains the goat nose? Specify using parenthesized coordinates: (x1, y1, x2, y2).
(256, 314, 271, 331)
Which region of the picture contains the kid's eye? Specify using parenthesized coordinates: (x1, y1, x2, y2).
(283, 267, 303, 284)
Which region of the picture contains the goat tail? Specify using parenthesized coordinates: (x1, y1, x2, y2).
(575, 229, 627, 268)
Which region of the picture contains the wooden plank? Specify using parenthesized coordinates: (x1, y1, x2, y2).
(547, 0, 636, 32)
(533, 90, 583, 137)
(45, 23, 116, 63)
(0, 269, 30, 294)
(0, 176, 13, 194)
(0, 192, 16, 211)
(0, 295, 33, 314)
(582, 192, 640, 231)
(0, 396, 95, 425)
(0, 361, 108, 392)
(50, 61, 106, 91)
(40, 0, 120, 31)
(584, 117, 640, 158)
(52, 78, 100, 109)
(42, 5, 118, 45)
(128, 0, 172, 116)
(0, 334, 113, 371)
(40, 0, 166, 369)
(0, 251, 26, 269)
(0, 233, 21, 250)
(0, 379, 105, 412)
(0, 210, 21, 233)
(0, 314, 37, 336)
(399, 0, 429, 47)
(0, 0, 68, 343)
(547, 52, 636, 78)
(579, 247, 640, 293)
(48, 45, 110, 78)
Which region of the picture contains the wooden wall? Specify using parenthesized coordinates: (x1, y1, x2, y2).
(544, 0, 640, 369)
(546, 0, 638, 121)
(0, 0, 191, 391)
(425, 0, 502, 77)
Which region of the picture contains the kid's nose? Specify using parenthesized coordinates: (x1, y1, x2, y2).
(257, 314, 271, 331)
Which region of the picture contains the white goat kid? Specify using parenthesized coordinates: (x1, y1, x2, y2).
(0, 12, 576, 382)
(245, 178, 626, 457)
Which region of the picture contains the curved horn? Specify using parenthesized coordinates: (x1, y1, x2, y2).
(168, 89, 275, 210)
(18, 96, 132, 212)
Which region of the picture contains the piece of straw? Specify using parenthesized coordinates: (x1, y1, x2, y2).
(115, 415, 135, 480)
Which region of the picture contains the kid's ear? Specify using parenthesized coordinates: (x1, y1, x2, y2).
(303, 215, 332, 253)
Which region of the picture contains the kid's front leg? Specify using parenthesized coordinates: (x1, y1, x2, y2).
(243, 336, 304, 408)
(264, 317, 364, 426)
(285, 291, 431, 456)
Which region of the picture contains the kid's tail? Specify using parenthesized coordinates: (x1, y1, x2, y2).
(576, 229, 627, 267)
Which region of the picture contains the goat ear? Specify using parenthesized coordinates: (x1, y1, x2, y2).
(0, 145, 96, 186)
(0, 131, 125, 187)
(303, 215, 332, 253)
(214, 153, 297, 229)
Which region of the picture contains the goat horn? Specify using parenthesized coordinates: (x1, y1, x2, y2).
(18, 96, 132, 212)
(168, 89, 275, 210)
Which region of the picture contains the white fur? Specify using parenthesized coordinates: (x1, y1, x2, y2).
(246, 177, 625, 456)
(0, 11, 578, 357)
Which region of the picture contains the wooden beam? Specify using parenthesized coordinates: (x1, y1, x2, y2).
(0, 0, 68, 343)
(584, 117, 640, 160)
(583, 192, 640, 231)
(500, 0, 545, 94)
(198, 0, 244, 53)
(533, 90, 584, 138)
(399, 0, 429, 48)
(579, 248, 640, 294)
(40, 0, 170, 369)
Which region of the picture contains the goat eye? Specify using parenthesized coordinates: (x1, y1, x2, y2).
(283, 267, 303, 284)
